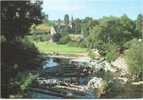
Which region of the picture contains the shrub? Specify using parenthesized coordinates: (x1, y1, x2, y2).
(125, 39, 143, 80)
(18, 73, 37, 93)
(88, 49, 97, 59)
(17, 37, 36, 49)
(123, 38, 138, 49)
(105, 44, 118, 62)
(106, 49, 118, 62)
(52, 33, 61, 42)
(58, 35, 71, 44)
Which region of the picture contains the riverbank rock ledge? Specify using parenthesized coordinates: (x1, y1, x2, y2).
(87, 77, 108, 97)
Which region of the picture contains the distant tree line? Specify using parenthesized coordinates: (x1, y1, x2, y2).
(52, 14, 142, 48)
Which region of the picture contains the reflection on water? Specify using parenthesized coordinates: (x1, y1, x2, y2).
(28, 88, 96, 99)
(27, 91, 62, 99)
(43, 58, 59, 69)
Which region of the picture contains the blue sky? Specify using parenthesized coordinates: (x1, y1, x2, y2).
(42, 0, 142, 20)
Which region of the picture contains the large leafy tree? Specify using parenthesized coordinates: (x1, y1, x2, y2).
(120, 14, 134, 41)
(85, 16, 136, 57)
(81, 17, 93, 37)
(1, 0, 43, 98)
(1, 0, 43, 40)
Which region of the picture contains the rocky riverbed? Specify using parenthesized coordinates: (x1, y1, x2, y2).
(26, 55, 143, 99)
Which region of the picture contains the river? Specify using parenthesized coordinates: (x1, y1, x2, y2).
(27, 57, 97, 98)
(26, 56, 143, 99)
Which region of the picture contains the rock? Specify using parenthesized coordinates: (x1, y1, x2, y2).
(36, 78, 59, 86)
(87, 77, 103, 89)
(87, 77, 108, 97)
(117, 77, 128, 84)
(111, 56, 128, 74)
(131, 81, 143, 85)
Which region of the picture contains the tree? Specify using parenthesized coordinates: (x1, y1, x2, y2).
(86, 25, 102, 48)
(1, 0, 43, 98)
(135, 14, 143, 38)
(1, 0, 43, 40)
(119, 14, 134, 41)
(55, 19, 62, 33)
(125, 39, 143, 80)
(64, 14, 69, 25)
(81, 17, 93, 37)
(73, 18, 81, 34)
(71, 16, 75, 33)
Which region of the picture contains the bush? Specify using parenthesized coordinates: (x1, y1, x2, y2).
(88, 49, 97, 59)
(106, 50, 118, 62)
(3, 37, 41, 70)
(79, 40, 87, 48)
(52, 33, 61, 42)
(123, 38, 138, 49)
(58, 35, 71, 44)
(17, 37, 36, 49)
(96, 42, 107, 56)
(105, 44, 118, 62)
(125, 39, 143, 80)
(17, 73, 37, 93)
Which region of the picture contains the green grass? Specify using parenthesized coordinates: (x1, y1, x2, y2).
(34, 41, 88, 56)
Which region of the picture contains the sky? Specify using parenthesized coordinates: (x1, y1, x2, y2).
(42, 0, 142, 20)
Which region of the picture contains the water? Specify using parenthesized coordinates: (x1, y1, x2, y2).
(27, 90, 96, 99)
(28, 57, 97, 98)
(27, 57, 143, 98)
(42, 58, 59, 69)
(27, 91, 62, 99)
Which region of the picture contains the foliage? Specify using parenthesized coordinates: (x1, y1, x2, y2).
(68, 34, 82, 42)
(17, 37, 36, 49)
(64, 14, 69, 25)
(33, 23, 50, 33)
(67, 41, 80, 47)
(73, 18, 81, 34)
(135, 14, 143, 38)
(105, 44, 118, 62)
(81, 17, 93, 36)
(1, 38, 42, 98)
(19, 73, 37, 92)
(88, 49, 97, 59)
(59, 35, 71, 44)
(1, 0, 43, 40)
(125, 39, 143, 80)
(123, 38, 139, 49)
(105, 49, 118, 62)
(1, 0, 43, 98)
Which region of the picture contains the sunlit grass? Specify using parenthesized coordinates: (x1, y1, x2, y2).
(34, 41, 88, 56)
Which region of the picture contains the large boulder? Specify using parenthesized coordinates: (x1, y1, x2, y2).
(87, 77, 108, 97)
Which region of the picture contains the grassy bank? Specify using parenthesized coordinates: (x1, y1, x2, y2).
(34, 41, 88, 56)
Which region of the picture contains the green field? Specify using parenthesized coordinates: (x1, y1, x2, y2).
(34, 41, 88, 56)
